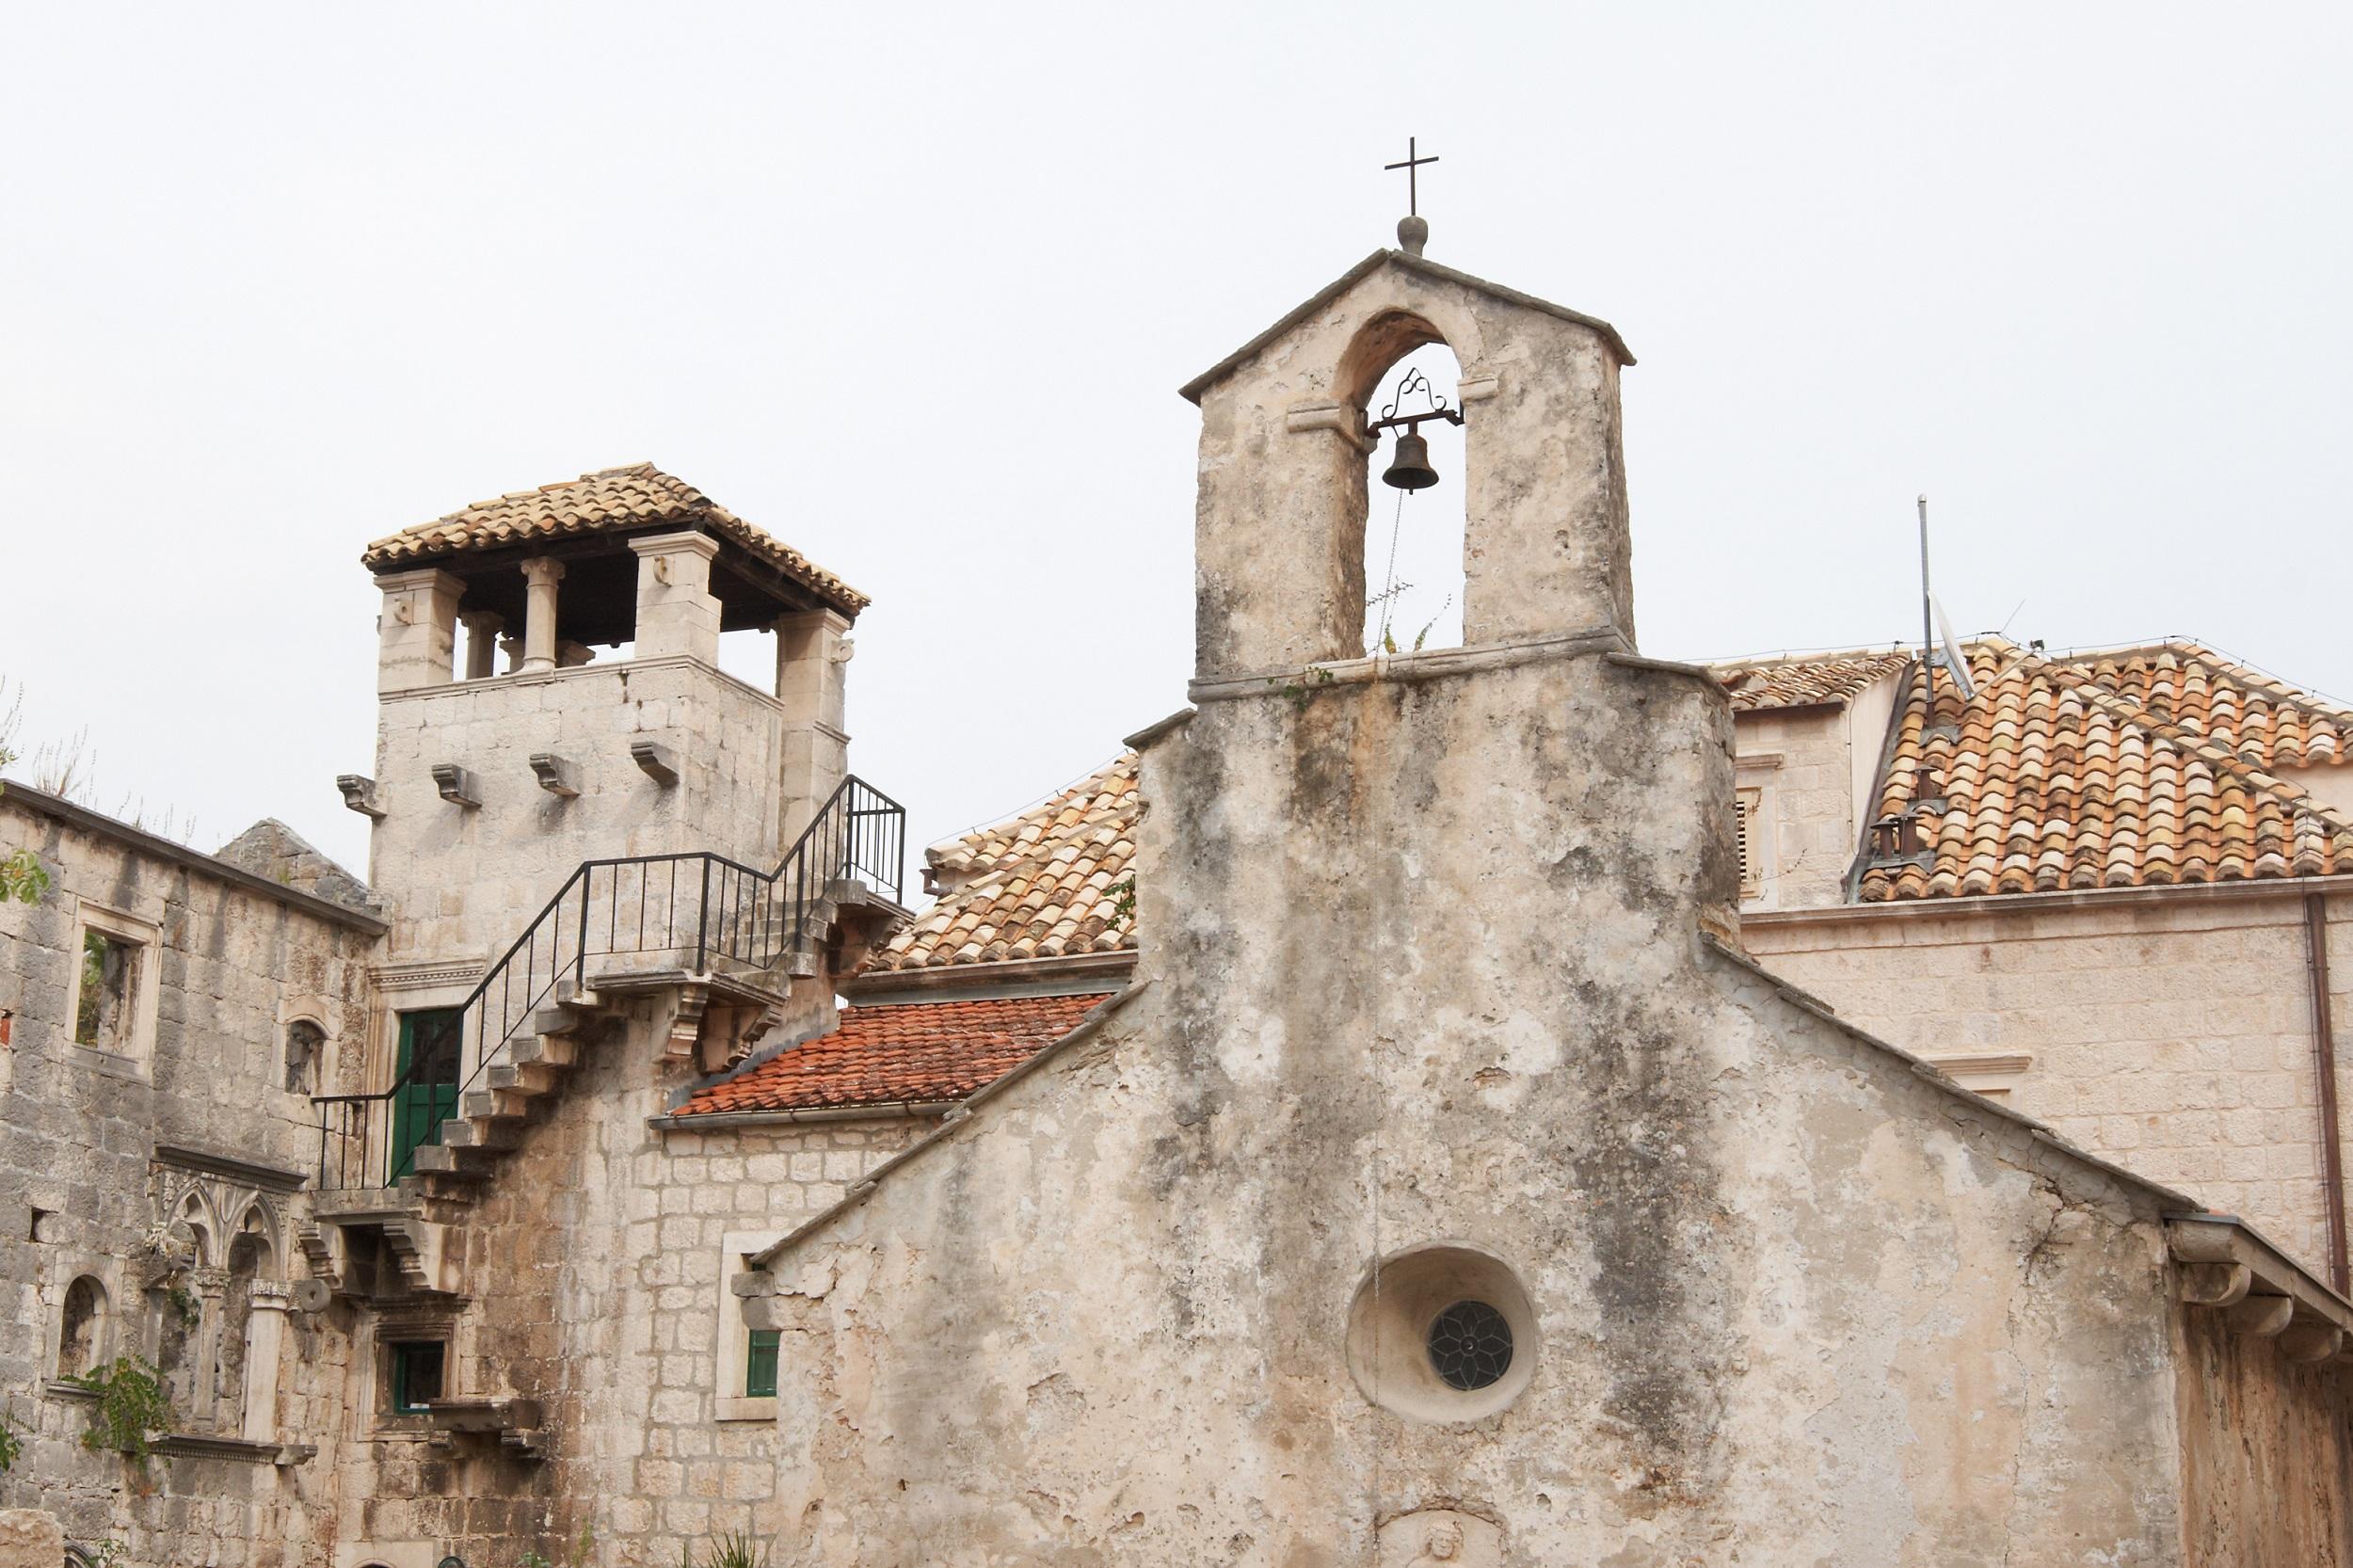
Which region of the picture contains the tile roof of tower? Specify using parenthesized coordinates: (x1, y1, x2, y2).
(674, 992, 1109, 1115)
(1859, 640, 2353, 901)
(360, 461, 868, 614)
(862, 755, 1141, 973)
(1711, 650, 1913, 712)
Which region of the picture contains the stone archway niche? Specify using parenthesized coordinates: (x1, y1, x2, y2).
(1344, 1240, 1538, 1424)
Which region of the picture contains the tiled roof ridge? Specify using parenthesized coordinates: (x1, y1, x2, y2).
(2034, 649, 2353, 838)
(2056, 640, 2353, 766)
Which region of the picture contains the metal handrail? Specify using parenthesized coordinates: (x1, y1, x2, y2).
(312, 776, 905, 1191)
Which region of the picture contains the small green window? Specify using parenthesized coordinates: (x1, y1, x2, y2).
(744, 1329, 780, 1399)
(389, 1340, 445, 1414)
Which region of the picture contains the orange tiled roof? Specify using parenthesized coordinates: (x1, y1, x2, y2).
(1862, 640, 2353, 901)
(865, 756, 1141, 972)
(675, 992, 1107, 1114)
(360, 462, 868, 614)
(1712, 650, 1912, 712)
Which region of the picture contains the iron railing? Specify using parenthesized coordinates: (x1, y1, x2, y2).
(312, 776, 904, 1191)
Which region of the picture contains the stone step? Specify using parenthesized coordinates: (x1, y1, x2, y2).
(488, 1061, 562, 1096)
(436, 1117, 519, 1152)
(410, 1144, 490, 1178)
(460, 1087, 534, 1122)
(511, 1034, 579, 1069)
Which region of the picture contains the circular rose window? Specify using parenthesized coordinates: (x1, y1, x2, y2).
(1346, 1242, 1537, 1422)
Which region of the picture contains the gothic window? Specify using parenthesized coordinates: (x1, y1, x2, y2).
(744, 1329, 780, 1399)
(284, 1019, 326, 1095)
(58, 1274, 106, 1378)
(387, 1340, 445, 1414)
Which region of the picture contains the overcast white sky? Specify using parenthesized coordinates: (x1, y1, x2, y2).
(4, 5, 2348, 885)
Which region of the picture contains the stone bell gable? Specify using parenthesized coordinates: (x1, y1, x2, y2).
(1180, 248, 1638, 674)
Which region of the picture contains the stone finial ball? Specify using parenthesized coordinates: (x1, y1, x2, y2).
(1398, 214, 1430, 256)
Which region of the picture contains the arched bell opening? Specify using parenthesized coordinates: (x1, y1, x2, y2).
(1358, 340, 1467, 656)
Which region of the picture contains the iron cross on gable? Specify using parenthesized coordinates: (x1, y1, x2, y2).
(1385, 136, 1439, 216)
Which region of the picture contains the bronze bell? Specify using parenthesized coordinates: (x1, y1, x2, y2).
(1382, 428, 1439, 491)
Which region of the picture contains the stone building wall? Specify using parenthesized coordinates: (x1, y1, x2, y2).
(328, 986, 931, 1566)
(0, 788, 378, 1565)
(366, 658, 788, 968)
(745, 649, 2249, 1565)
(1733, 684, 1898, 911)
(2171, 1305, 2353, 1565)
(1745, 888, 2353, 1275)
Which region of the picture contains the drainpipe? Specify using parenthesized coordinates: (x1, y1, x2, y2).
(2305, 890, 2348, 1295)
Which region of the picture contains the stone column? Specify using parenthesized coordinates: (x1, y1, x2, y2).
(458, 610, 504, 680)
(238, 1282, 292, 1443)
(629, 531, 723, 665)
(776, 608, 853, 843)
(519, 558, 565, 674)
(188, 1265, 228, 1427)
(375, 568, 463, 694)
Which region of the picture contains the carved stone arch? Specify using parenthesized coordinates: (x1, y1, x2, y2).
(170, 1184, 222, 1267)
(1335, 304, 1488, 416)
(231, 1194, 282, 1274)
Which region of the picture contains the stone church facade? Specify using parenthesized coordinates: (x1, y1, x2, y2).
(2, 232, 2350, 1565)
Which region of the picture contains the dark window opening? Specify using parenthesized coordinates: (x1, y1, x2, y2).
(59, 1274, 105, 1377)
(388, 1339, 445, 1414)
(75, 930, 138, 1050)
(285, 1019, 326, 1095)
(1426, 1300, 1513, 1392)
(745, 1328, 780, 1399)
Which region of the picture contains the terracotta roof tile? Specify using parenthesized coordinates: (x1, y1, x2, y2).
(675, 992, 1106, 1115)
(866, 756, 1140, 973)
(360, 462, 867, 614)
(1711, 650, 1912, 712)
(1861, 640, 2353, 902)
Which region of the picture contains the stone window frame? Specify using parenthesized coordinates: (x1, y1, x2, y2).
(42, 1254, 124, 1394)
(715, 1227, 787, 1421)
(1733, 754, 1782, 909)
(69, 898, 161, 1076)
(362, 1314, 457, 1438)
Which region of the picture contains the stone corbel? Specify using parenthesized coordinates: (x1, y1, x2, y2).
(336, 775, 387, 820)
(529, 753, 580, 799)
(631, 741, 680, 788)
(431, 764, 480, 809)
(1456, 372, 1501, 405)
(1284, 400, 1376, 455)
(2168, 1213, 2353, 1360)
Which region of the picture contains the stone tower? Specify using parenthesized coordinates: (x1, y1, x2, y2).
(348, 464, 863, 968)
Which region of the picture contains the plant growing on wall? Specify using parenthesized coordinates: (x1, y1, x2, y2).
(63, 1356, 174, 1464)
(680, 1532, 771, 1568)
(0, 1408, 23, 1472)
(0, 711, 48, 902)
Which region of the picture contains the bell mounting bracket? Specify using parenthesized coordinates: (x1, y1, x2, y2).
(1368, 365, 1465, 436)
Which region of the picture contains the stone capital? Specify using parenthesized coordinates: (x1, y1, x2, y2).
(373, 567, 464, 597)
(520, 557, 567, 588)
(629, 529, 722, 564)
(247, 1281, 296, 1313)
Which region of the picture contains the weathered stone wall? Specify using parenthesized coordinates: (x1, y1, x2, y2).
(367, 658, 787, 966)
(1746, 890, 2353, 1274)
(0, 791, 376, 1566)
(328, 989, 929, 1565)
(754, 654, 2205, 1565)
(2171, 1304, 2353, 1565)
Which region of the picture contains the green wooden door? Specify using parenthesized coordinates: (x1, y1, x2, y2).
(388, 1008, 463, 1184)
